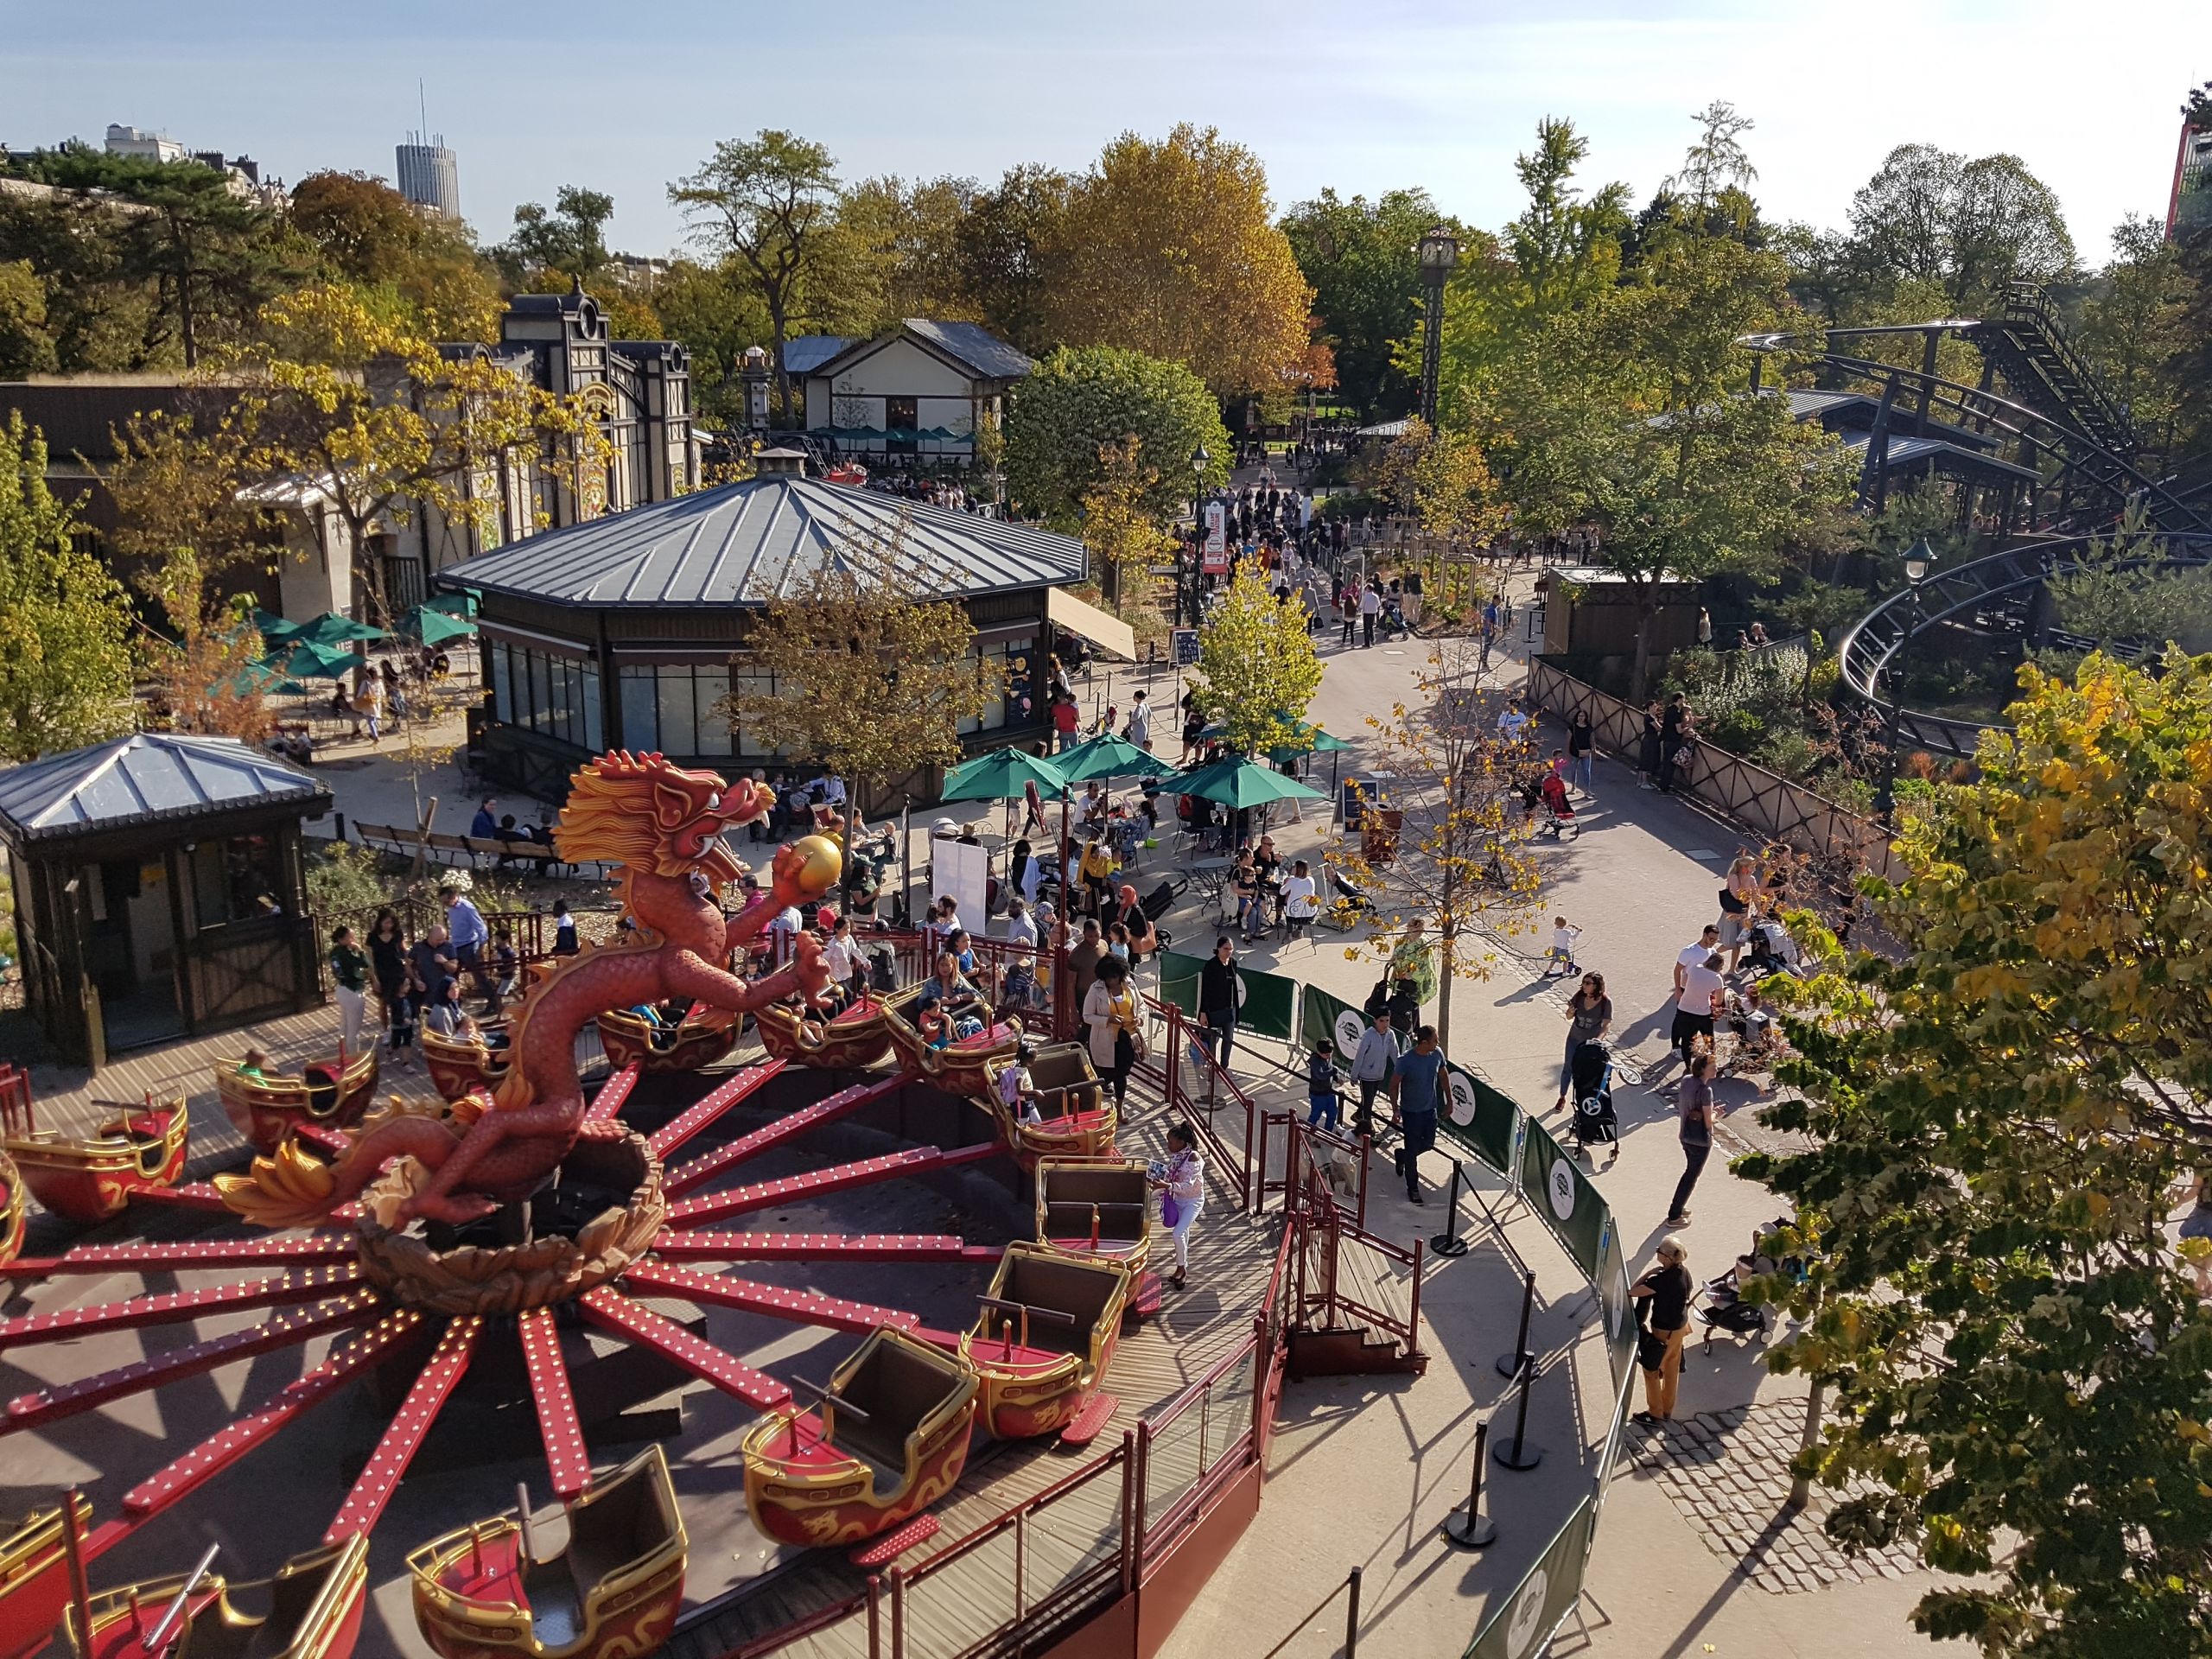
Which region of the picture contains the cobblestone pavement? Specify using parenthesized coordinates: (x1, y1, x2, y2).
(1625, 1401, 1923, 1593)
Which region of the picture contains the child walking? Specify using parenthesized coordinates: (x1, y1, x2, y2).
(1306, 1040, 1343, 1133)
(1543, 917, 1582, 977)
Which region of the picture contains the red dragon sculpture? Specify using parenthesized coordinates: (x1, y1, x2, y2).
(219, 753, 839, 1228)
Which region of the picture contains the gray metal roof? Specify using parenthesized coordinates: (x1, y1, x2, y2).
(434, 474, 1086, 610)
(904, 321, 1032, 381)
(781, 336, 850, 376)
(810, 321, 1033, 385)
(1841, 432, 2040, 482)
(0, 734, 331, 844)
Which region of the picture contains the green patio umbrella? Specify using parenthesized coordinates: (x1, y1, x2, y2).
(272, 639, 360, 682)
(296, 612, 387, 646)
(1056, 734, 1163, 782)
(424, 591, 478, 618)
(253, 608, 302, 644)
(940, 746, 1071, 803)
(1154, 755, 1326, 810)
(226, 660, 308, 697)
(406, 605, 478, 645)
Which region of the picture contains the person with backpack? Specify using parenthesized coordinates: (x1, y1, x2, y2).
(1306, 1041, 1343, 1133)
(1630, 1236, 1694, 1424)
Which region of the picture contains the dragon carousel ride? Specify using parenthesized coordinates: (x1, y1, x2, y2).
(880, 983, 1021, 1096)
(977, 1044, 1118, 1167)
(753, 993, 894, 1070)
(741, 1327, 981, 1549)
(0, 750, 1205, 1656)
(410, 1446, 686, 1659)
(78, 1536, 372, 1659)
(215, 1046, 378, 1154)
(959, 1243, 1128, 1443)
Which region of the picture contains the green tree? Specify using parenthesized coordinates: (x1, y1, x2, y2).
(833, 173, 980, 332)
(1078, 436, 1175, 616)
(10, 143, 291, 368)
(289, 170, 502, 341)
(0, 412, 136, 760)
(499, 185, 614, 286)
(954, 164, 1073, 356)
(1003, 345, 1230, 529)
(1843, 143, 2075, 311)
(0, 258, 56, 377)
(671, 130, 843, 422)
(2075, 215, 2192, 444)
(1280, 187, 1447, 416)
(652, 257, 771, 424)
(1190, 567, 1321, 759)
(1743, 651, 2212, 1656)
(0, 181, 165, 371)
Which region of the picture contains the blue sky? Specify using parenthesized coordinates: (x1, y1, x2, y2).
(4, 0, 2202, 265)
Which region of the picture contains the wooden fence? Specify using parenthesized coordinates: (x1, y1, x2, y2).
(1525, 656, 1897, 881)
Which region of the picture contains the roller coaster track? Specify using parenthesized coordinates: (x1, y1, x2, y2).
(1836, 531, 2212, 759)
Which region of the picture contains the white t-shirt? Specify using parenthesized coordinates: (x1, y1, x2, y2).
(1126, 702, 1151, 745)
(767, 906, 802, 935)
(1497, 709, 1529, 741)
(1280, 874, 1318, 918)
(1003, 911, 1039, 950)
(1552, 924, 1578, 954)
(1677, 942, 1717, 974)
(822, 936, 855, 982)
(1677, 963, 1726, 1017)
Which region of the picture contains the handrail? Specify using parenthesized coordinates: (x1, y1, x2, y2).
(1143, 1331, 1261, 1440)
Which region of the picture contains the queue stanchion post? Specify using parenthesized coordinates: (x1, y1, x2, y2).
(1430, 1161, 1470, 1257)
(1493, 1355, 1544, 1471)
(1442, 1421, 1498, 1548)
(1496, 1268, 1535, 1376)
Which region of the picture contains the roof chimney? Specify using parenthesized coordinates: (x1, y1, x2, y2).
(753, 447, 809, 477)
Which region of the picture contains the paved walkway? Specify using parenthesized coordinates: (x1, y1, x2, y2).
(1142, 560, 1961, 1657)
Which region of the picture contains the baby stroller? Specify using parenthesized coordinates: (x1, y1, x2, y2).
(1693, 1215, 1796, 1353)
(1378, 596, 1410, 640)
(1324, 866, 1370, 931)
(1536, 772, 1579, 838)
(1568, 1040, 1618, 1158)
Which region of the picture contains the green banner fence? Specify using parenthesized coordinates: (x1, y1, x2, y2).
(1154, 950, 1302, 1043)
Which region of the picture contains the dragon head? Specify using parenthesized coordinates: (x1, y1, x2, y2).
(555, 752, 769, 883)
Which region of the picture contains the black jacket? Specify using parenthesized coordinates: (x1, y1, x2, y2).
(1198, 956, 1239, 1016)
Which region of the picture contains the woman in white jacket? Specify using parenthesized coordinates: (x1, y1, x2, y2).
(1148, 1122, 1205, 1288)
(1083, 954, 1141, 1106)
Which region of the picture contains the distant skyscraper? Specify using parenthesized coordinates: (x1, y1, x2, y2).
(2170, 117, 2212, 244)
(397, 131, 461, 221)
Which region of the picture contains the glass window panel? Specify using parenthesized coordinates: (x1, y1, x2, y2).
(692, 668, 732, 756)
(582, 663, 604, 752)
(657, 667, 698, 754)
(956, 647, 983, 735)
(528, 652, 550, 733)
(552, 658, 575, 743)
(491, 643, 512, 724)
(620, 666, 658, 751)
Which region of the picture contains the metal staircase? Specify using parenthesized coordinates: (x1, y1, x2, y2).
(1979, 284, 2135, 454)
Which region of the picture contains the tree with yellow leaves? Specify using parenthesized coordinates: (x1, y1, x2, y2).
(1741, 650, 2212, 1656)
(1189, 567, 1321, 760)
(1327, 640, 1541, 1048)
(1078, 436, 1174, 618)
(236, 283, 615, 626)
(1047, 125, 1315, 397)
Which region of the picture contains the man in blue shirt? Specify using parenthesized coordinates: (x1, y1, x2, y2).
(441, 884, 488, 1005)
(1391, 1024, 1445, 1205)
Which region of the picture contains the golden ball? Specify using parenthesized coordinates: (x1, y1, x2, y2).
(790, 835, 843, 898)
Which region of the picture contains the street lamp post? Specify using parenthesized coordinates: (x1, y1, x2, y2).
(1186, 444, 1211, 629)
(1416, 226, 1459, 428)
(1877, 539, 1934, 823)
